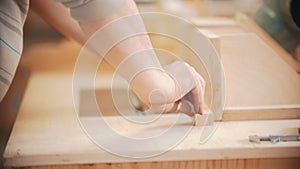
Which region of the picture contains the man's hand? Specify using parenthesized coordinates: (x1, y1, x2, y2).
(164, 61, 206, 116)
(130, 61, 206, 116)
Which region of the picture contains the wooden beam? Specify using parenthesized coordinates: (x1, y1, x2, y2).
(223, 105, 300, 121)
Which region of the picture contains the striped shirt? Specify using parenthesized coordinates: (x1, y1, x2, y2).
(0, 0, 29, 102)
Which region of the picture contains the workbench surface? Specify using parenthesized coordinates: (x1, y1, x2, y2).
(3, 15, 300, 168)
(3, 73, 300, 167)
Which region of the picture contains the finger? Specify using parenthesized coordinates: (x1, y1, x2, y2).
(187, 66, 203, 114)
(179, 99, 196, 116)
(189, 72, 206, 115)
(197, 74, 206, 114)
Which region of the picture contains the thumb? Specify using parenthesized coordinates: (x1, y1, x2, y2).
(179, 99, 196, 116)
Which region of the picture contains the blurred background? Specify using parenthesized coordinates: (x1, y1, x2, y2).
(21, 0, 300, 62)
(1, 0, 299, 166)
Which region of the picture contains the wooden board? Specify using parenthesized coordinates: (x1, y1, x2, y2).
(20, 40, 114, 73)
(191, 15, 300, 72)
(194, 0, 262, 17)
(3, 73, 300, 167)
(220, 34, 300, 108)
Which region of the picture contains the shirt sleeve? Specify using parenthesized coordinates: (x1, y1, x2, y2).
(0, 0, 29, 102)
(54, 0, 125, 21)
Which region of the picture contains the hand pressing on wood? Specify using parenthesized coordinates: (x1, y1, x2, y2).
(129, 61, 206, 116)
(164, 61, 206, 116)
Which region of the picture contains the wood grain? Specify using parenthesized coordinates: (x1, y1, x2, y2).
(21, 158, 300, 169)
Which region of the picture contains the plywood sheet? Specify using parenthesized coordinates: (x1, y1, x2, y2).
(221, 34, 300, 108)
(192, 16, 300, 72)
(3, 73, 300, 167)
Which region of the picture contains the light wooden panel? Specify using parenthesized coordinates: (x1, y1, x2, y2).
(3, 73, 300, 166)
(223, 105, 300, 121)
(220, 34, 300, 108)
(20, 40, 114, 73)
(191, 15, 300, 72)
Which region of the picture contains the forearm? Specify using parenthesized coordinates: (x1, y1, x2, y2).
(77, 0, 158, 72)
(76, 0, 178, 107)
